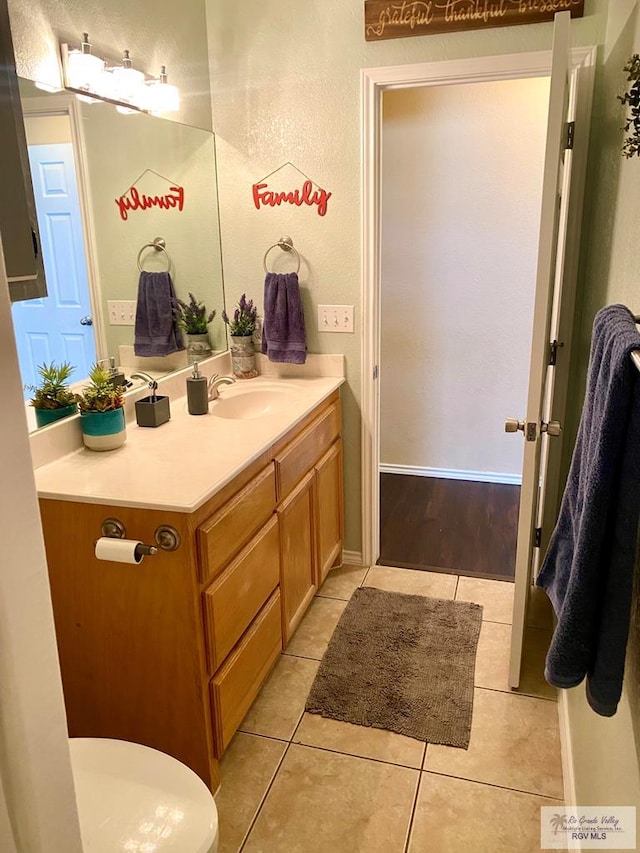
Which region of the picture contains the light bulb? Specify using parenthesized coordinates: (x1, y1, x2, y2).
(66, 33, 105, 91)
(111, 50, 145, 107)
(145, 66, 180, 114)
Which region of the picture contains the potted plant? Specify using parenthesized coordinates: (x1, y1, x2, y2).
(222, 293, 259, 379)
(27, 361, 80, 428)
(78, 363, 126, 451)
(172, 292, 217, 362)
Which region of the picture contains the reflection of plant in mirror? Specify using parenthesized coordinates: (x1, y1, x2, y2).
(619, 54, 640, 158)
(222, 293, 258, 336)
(78, 364, 125, 412)
(172, 293, 217, 334)
(27, 362, 80, 410)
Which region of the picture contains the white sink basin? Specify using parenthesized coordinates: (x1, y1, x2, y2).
(210, 385, 298, 420)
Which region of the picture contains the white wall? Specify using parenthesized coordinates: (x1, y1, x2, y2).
(205, 0, 608, 552)
(562, 0, 640, 819)
(380, 77, 549, 478)
(0, 243, 83, 851)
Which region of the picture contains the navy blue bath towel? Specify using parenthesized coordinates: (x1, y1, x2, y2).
(536, 304, 640, 716)
(134, 271, 184, 357)
(261, 272, 307, 364)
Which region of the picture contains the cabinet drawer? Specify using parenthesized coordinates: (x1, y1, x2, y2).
(203, 516, 280, 673)
(275, 400, 341, 500)
(210, 589, 282, 756)
(197, 464, 276, 584)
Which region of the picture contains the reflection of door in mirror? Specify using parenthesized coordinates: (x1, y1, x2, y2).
(12, 113, 97, 401)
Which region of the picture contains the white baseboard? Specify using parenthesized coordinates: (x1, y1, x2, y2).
(342, 550, 364, 566)
(558, 690, 577, 810)
(379, 463, 522, 486)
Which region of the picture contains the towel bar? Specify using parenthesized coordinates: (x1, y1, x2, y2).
(137, 237, 171, 272)
(263, 236, 301, 275)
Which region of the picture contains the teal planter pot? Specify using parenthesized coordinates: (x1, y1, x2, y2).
(80, 408, 126, 451)
(34, 403, 77, 428)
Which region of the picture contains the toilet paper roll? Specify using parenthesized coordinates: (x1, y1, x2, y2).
(95, 537, 145, 564)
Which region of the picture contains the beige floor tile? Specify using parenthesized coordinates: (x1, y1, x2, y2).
(242, 744, 418, 853)
(365, 566, 457, 599)
(456, 576, 514, 623)
(424, 688, 563, 798)
(474, 620, 512, 692)
(294, 712, 425, 769)
(517, 627, 556, 701)
(239, 655, 320, 740)
(408, 773, 560, 853)
(528, 585, 555, 629)
(475, 622, 556, 701)
(316, 563, 369, 600)
(285, 596, 347, 660)
(215, 732, 287, 853)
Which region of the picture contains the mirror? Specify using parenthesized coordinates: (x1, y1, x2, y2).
(12, 78, 226, 431)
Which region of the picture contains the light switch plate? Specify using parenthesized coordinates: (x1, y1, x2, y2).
(107, 300, 137, 326)
(317, 304, 354, 333)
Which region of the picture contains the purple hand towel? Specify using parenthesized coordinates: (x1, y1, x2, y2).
(134, 271, 184, 357)
(261, 272, 307, 364)
(536, 304, 640, 716)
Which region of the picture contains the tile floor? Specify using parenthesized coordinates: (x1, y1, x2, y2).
(214, 565, 563, 853)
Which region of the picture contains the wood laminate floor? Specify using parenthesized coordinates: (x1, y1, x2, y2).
(379, 474, 519, 581)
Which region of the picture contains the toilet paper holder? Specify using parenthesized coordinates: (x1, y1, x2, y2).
(100, 518, 181, 552)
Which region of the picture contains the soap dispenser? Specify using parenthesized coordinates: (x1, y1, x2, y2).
(187, 362, 208, 415)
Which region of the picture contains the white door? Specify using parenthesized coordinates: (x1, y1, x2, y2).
(508, 11, 573, 688)
(11, 141, 96, 395)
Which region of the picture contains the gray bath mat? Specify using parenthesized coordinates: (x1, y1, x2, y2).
(305, 587, 482, 749)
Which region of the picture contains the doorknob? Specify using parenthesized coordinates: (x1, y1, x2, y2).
(80, 315, 93, 326)
(505, 418, 525, 433)
(541, 420, 562, 437)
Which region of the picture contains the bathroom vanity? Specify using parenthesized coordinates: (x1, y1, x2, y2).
(35, 374, 344, 792)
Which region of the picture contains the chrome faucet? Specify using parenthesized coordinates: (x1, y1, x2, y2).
(130, 372, 158, 391)
(207, 373, 236, 401)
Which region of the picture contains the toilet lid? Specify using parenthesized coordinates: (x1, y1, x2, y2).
(70, 738, 218, 853)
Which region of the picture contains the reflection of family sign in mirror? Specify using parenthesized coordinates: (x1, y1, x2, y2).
(11, 78, 226, 432)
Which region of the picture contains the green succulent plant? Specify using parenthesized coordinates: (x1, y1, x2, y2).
(78, 364, 125, 413)
(27, 362, 80, 410)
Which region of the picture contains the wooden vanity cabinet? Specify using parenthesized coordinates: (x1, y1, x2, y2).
(38, 390, 343, 793)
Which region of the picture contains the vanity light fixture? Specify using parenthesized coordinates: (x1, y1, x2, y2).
(145, 67, 180, 115)
(60, 34, 180, 115)
(65, 33, 105, 94)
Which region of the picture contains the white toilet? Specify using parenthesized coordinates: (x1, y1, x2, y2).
(69, 738, 219, 852)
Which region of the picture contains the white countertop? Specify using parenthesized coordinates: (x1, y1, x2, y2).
(34, 375, 344, 512)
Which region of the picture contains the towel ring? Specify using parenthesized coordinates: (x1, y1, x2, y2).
(263, 236, 301, 275)
(137, 237, 171, 272)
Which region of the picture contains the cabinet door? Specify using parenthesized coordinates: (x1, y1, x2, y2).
(278, 470, 317, 644)
(314, 439, 344, 587)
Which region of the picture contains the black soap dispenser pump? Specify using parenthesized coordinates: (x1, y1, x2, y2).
(187, 362, 208, 415)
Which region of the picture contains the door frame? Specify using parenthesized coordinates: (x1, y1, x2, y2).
(360, 47, 596, 569)
(22, 94, 107, 361)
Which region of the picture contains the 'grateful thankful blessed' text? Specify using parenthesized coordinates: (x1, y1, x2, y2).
(364, 0, 584, 41)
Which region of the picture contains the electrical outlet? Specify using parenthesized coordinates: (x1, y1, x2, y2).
(107, 300, 137, 326)
(317, 304, 354, 333)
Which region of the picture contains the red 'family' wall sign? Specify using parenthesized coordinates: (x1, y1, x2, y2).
(115, 169, 185, 221)
(252, 163, 332, 217)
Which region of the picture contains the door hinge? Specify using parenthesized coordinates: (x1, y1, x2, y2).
(373, 365, 379, 380)
(549, 339, 564, 366)
(535, 527, 542, 548)
(565, 121, 575, 150)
